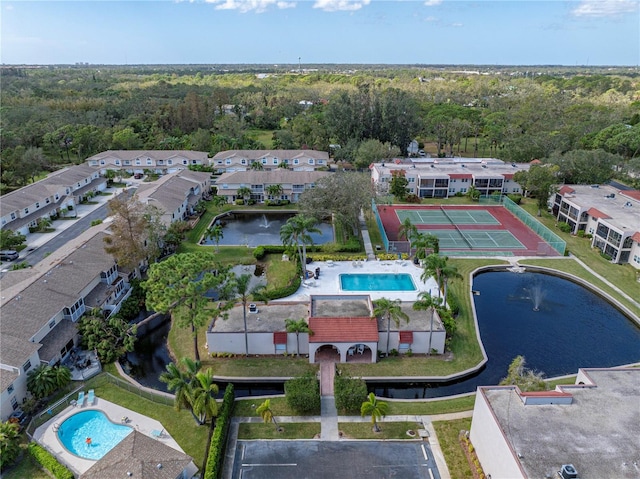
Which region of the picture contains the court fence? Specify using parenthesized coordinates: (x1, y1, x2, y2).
(372, 198, 390, 252)
(480, 195, 566, 255)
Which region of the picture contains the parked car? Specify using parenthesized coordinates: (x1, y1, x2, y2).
(0, 250, 19, 261)
(133, 173, 143, 179)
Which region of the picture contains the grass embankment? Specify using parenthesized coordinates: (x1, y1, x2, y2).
(386, 395, 476, 415)
(339, 421, 421, 440)
(433, 418, 474, 479)
(238, 422, 320, 439)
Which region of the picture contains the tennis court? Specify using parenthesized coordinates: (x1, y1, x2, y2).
(373, 202, 566, 257)
(396, 208, 500, 226)
(428, 229, 525, 250)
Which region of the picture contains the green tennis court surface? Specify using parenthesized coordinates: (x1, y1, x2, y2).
(396, 209, 500, 225)
(427, 229, 526, 249)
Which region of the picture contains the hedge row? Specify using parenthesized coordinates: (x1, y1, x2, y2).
(27, 443, 74, 479)
(285, 374, 320, 415)
(204, 383, 235, 479)
(334, 375, 368, 414)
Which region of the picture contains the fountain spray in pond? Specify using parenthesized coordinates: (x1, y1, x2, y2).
(526, 283, 545, 311)
(260, 214, 271, 228)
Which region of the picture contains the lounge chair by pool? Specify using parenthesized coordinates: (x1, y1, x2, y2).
(76, 391, 85, 408)
(87, 389, 95, 406)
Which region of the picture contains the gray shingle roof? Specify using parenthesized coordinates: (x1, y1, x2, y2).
(86, 150, 209, 162)
(212, 149, 328, 161)
(0, 231, 115, 366)
(80, 431, 195, 479)
(0, 164, 98, 217)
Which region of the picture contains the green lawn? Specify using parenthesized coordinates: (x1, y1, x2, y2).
(339, 421, 421, 440)
(386, 394, 476, 415)
(433, 418, 474, 479)
(237, 422, 320, 439)
(234, 396, 307, 417)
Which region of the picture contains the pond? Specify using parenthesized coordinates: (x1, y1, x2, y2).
(201, 212, 333, 247)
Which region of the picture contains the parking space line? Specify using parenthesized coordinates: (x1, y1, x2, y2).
(421, 444, 429, 461)
(241, 463, 297, 467)
(428, 467, 435, 479)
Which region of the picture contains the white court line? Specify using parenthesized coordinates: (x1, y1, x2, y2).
(421, 444, 429, 461)
(428, 467, 435, 479)
(242, 463, 297, 467)
(241, 443, 245, 461)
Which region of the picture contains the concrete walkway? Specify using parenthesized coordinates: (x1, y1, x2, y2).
(319, 361, 339, 441)
(359, 209, 376, 260)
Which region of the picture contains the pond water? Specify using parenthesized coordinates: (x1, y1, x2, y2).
(201, 212, 333, 247)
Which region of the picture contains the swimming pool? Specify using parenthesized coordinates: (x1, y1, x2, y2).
(57, 410, 133, 460)
(340, 273, 417, 292)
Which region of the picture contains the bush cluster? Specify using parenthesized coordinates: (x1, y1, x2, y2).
(334, 375, 368, 414)
(204, 384, 235, 479)
(285, 374, 320, 415)
(446, 289, 460, 316)
(27, 443, 74, 479)
(507, 193, 523, 204)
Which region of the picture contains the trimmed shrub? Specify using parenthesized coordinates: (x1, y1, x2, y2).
(507, 194, 522, 204)
(557, 222, 571, 233)
(27, 443, 74, 479)
(204, 383, 235, 479)
(334, 375, 368, 414)
(446, 289, 460, 316)
(90, 219, 103, 226)
(285, 374, 320, 415)
(253, 246, 266, 260)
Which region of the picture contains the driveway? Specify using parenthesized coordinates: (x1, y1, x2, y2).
(234, 440, 441, 479)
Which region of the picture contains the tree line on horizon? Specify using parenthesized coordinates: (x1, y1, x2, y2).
(1, 66, 639, 193)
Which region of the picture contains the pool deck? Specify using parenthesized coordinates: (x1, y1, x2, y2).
(277, 259, 440, 303)
(33, 396, 184, 476)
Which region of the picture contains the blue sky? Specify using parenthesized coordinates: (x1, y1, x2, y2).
(1, 0, 639, 65)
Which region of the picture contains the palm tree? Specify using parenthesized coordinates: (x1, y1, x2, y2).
(398, 217, 417, 253)
(160, 358, 202, 423)
(256, 398, 280, 431)
(211, 195, 227, 208)
(0, 421, 21, 469)
(205, 224, 224, 252)
(266, 184, 283, 200)
(440, 261, 462, 304)
(280, 214, 321, 272)
(413, 292, 443, 355)
(53, 365, 71, 389)
(249, 161, 264, 171)
(285, 318, 313, 357)
(237, 186, 252, 203)
(189, 368, 219, 425)
(360, 392, 389, 432)
(373, 298, 409, 356)
(413, 233, 440, 260)
(231, 274, 267, 357)
(27, 364, 57, 399)
(421, 253, 447, 298)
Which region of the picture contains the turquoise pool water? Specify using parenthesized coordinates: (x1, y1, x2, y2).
(340, 273, 416, 291)
(57, 410, 133, 460)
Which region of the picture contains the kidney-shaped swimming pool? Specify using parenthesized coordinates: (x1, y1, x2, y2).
(57, 410, 133, 460)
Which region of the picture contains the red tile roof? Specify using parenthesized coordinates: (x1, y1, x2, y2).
(621, 190, 640, 201)
(399, 331, 413, 344)
(530, 159, 542, 165)
(449, 173, 473, 179)
(587, 207, 611, 219)
(502, 173, 514, 180)
(558, 185, 575, 195)
(632, 232, 640, 243)
(273, 332, 287, 344)
(309, 317, 379, 343)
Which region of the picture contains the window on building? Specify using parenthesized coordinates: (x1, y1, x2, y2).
(115, 160, 120, 165)
(45, 198, 50, 204)
(49, 319, 56, 329)
(168, 160, 173, 165)
(182, 160, 187, 165)
(11, 212, 16, 220)
(11, 397, 18, 410)
(24, 208, 29, 215)
(8, 383, 14, 394)
(23, 360, 32, 372)
(294, 159, 299, 165)
(135, 159, 141, 165)
(100, 160, 105, 166)
(146, 159, 152, 165)
(35, 202, 40, 209)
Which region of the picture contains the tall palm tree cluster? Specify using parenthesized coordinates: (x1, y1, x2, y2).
(26, 364, 71, 400)
(280, 214, 321, 273)
(160, 357, 219, 427)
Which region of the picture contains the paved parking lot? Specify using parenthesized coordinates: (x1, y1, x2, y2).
(234, 440, 441, 479)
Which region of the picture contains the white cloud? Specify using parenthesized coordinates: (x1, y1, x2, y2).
(451, 22, 462, 27)
(571, 0, 638, 17)
(312, 0, 371, 12)
(424, 0, 442, 6)
(205, 0, 296, 13)
(5, 4, 13, 10)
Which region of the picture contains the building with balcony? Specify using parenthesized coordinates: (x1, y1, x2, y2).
(551, 184, 640, 268)
(0, 227, 130, 421)
(210, 149, 329, 172)
(214, 169, 331, 204)
(370, 158, 530, 199)
(86, 150, 208, 175)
